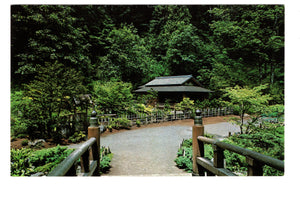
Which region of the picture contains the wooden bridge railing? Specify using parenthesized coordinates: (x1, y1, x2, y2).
(48, 111, 101, 176)
(192, 110, 284, 176)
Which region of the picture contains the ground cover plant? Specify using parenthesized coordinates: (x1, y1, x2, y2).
(11, 145, 74, 176)
(100, 146, 113, 174)
(174, 137, 213, 173)
(11, 145, 113, 176)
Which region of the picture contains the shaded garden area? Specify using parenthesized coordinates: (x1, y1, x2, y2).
(10, 5, 284, 177)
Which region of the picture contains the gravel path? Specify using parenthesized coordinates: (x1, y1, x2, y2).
(100, 126, 192, 176)
(205, 122, 240, 139)
(100, 122, 239, 176)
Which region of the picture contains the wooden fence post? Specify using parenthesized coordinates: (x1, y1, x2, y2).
(213, 144, 224, 168)
(192, 110, 205, 176)
(88, 110, 100, 176)
(246, 157, 264, 176)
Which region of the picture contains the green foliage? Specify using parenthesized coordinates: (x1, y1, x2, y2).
(10, 146, 74, 176)
(136, 120, 141, 127)
(222, 84, 271, 134)
(100, 146, 113, 174)
(11, 5, 92, 85)
(12, 5, 284, 95)
(10, 90, 33, 138)
(263, 104, 284, 119)
(11, 148, 34, 176)
(224, 121, 284, 176)
(68, 131, 86, 143)
(19, 61, 86, 140)
(11, 5, 284, 142)
(174, 138, 213, 173)
(174, 147, 193, 172)
(106, 116, 132, 131)
(92, 81, 133, 114)
(100, 156, 112, 173)
(175, 97, 195, 111)
(175, 121, 284, 176)
(136, 89, 158, 105)
(114, 117, 132, 129)
(29, 145, 73, 170)
(208, 5, 284, 95)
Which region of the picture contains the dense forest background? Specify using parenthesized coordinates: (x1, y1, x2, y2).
(11, 5, 284, 103)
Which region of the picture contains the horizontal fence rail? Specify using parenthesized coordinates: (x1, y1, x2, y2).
(198, 136, 284, 172)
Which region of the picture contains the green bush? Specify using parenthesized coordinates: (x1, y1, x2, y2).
(11, 146, 74, 176)
(174, 147, 193, 172)
(100, 146, 113, 174)
(223, 122, 284, 176)
(175, 125, 284, 176)
(11, 148, 34, 176)
(111, 117, 131, 130)
(68, 131, 86, 143)
(175, 97, 194, 111)
(136, 120, 141, 127)
(174, 138, 213, 173)
(92, 81, 134, 114)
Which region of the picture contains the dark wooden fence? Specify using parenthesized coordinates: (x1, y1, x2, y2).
(48, 111, 101, 176)
(192, 110, 284, 176)
(99, 107, 234, 126)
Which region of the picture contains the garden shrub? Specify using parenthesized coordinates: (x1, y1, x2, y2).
(68, 131, 86, 143)
(174, 138, 213, 173)
(223, 122, 284, 176)
(11, 148, 34, 176)
(175, 123, 284, 176)
(100, 146, 113, 174)
(111, 117, 131, 130)
(11, 146, 74, 176)
(136, 120, 141, 127)
(92, 81, 134, 114)
(175, 97, 194, 112)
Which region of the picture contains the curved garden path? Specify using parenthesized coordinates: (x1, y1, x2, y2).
(100, 118, 239, 176)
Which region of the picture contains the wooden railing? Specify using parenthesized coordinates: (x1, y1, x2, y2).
(48, 138, 99, 176)
(48, 111, 101, 176)
(192, 110, 284, 176)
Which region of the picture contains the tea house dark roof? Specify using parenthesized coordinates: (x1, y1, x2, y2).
(135, 75, 213, 93)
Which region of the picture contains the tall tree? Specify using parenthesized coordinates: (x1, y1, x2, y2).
(23, 61, 86, 139)
(208, 5, 284, 102)
(11, 5, 91, 86)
